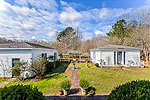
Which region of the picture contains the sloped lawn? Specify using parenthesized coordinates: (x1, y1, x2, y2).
(2, 63, 71, 95)
(128, 67, 150, 75)
(78, 63, 150, 93)
(0, 78, 9, 83)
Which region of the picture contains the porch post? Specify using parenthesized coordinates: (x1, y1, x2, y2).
(122, 51, 124, 65)
(116, 51, 118, 66)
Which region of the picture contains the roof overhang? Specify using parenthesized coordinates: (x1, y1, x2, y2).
(0, 48, 57, 51)
(90, 48, 141, 51)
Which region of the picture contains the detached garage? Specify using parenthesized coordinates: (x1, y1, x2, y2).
(90, 45, 142, 67)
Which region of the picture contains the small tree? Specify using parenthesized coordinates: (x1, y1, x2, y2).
(12, 61, 28, 80)
(79, 79, 90, 95)
(30, 57, 48, 79)
(12, 66, 21, 79)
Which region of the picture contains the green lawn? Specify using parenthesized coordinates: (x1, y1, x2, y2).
(78, 63, 150, 93)
(3, 64, 71, 95)
(0, 78, 9, 83)
(128, 68, 150, 75)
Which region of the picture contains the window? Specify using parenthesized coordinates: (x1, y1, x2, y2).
(54, 52, 57, 61)
(12, 58, 20, 67)
(42, 53, 47, 59)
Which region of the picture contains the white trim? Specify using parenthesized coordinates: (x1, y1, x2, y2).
(0, 48, 57, 51)
(90, 48, 141, 51)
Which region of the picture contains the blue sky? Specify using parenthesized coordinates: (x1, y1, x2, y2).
(0, 0, 149, 41)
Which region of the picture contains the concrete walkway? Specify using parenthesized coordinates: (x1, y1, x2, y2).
(0, 78, 16, 87)
(122, 68, 150, 76)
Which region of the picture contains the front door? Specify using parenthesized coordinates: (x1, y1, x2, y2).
(117, 52, 122, 64)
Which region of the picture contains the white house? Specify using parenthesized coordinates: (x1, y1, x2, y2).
(0, 42, 58, 77)
(90, 45, 142, 67)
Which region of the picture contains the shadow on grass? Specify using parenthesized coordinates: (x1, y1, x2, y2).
(45, 73, 67, 80)
(45, 95, 108, 100)
(49, 63, 70, 74)
(44, 63, 70, 80)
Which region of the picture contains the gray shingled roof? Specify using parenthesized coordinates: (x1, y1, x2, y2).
(92, 45, 141, 50)
(0, 42, 54, 49)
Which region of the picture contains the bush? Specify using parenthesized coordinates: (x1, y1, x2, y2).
(45, 62, 54, 73)
(88, 86, 96, 93)
(79, 79, 90, 89)
(60, 80, 71, 90)
(45, 60, 62, 73)
(144, 66, 150, 68)
(0, 84, 45, 100)
(95, 63, 99, 67)
(55, 60, 62, 67)
(12, 66, 21, 78)
(12, 61, 28, 80)
(107, 80, 150, 100)
(30, 57, 48, 79)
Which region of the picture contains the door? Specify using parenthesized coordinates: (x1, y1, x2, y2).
(117, 52, 122, 64)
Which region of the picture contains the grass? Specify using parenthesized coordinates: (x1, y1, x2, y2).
(0, 78, 9, 83)
(128, 67, 150, 75)
(2, 63, 71, 95)
(78, 63, 150, 93)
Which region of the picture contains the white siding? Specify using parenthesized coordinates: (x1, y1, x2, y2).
(32, 49, 58, 61)
(0, 48, 58, 77)
(90, 49, 141, 67)
(0, 50, 32, 77)
(90, 51, 94, 62)
(100, 51, 114, 66)
(126, 50, 140, 67)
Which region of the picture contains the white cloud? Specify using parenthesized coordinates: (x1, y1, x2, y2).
(146, 0, 150, 4)
(60, 1, 68, 6)
(31, 36, 36, 40)
(42, 39, 48, 42)
(0, 0, 58, 41)
(95, 31, 103, 35)
(14, 0, 58, 11)
(0, 0, 138, 41)
(59, 7, 82, 27)
(99, 8, 109, 19)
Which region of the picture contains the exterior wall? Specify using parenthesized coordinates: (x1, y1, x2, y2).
(90, 50, 94, 62)
(32, 49, 58, 61)
(100, 51, 114, 66)
(90, 49, 141, 67)
(126, 50, 140, 67)
(0, 50, 32, 77)
(0, 48, 58, 77)
(90, 50, 114, 66)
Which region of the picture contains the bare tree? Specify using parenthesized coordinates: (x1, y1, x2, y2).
(130, 26, 150, 66)
(118, 7, 150, 66)
(55, 27, 82, 54)
(80, 36, 108, 54)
